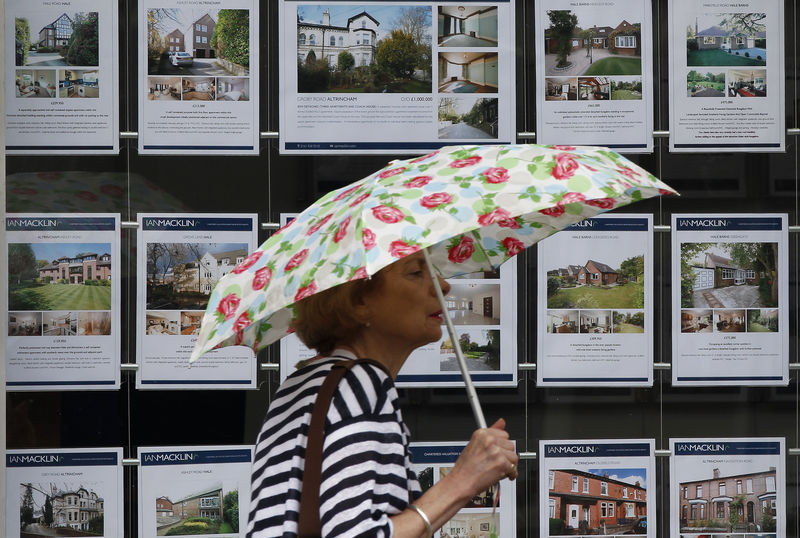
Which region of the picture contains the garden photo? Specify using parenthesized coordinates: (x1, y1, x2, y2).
(679, 242, 778, 309)
(439, 328, 500, 372)
(146, 242, 248, 310)
(8, 243, 112, 311)
(438, 6, 498, 47)
(686, 13, 766, 67)
(609, 77, 642, 99)
(19, 482, 104, 536)
(687, 69, 726, 97)
(15, 12, 99, 67)
(544, 10, 641, 76)
(747, 308, 778, 332)
(438, 96, 498, 139)
(154, 481, 240, 535)
(612, 310, 644, 333)
(297, 5, 432, 93)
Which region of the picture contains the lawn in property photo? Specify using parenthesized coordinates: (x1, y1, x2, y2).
(614, 322, 644, 333)
(687, 49, 766, 66)
(583, 57, 641, 76)
(549, 281, 644, 309)
(611, 89, 641, 100)
(10, 283, 111, 311)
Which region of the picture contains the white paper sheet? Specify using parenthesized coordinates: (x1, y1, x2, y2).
(136, 214, 259, 389)
(279, 1, 516, 154)
(6, 448, 124, 538)
(539, 439, 656, 538)
(6, 214, 121, 390)
(671, 214, 788, 386)
(5, 0, 119, 154)
(138, 1, 260, 154)
(537, 215, 653, 386)
(669, 438, 785, 538)
(534, 0, 654, 152)
(668, 1, 785, 152)
(138, 445, 252, 538)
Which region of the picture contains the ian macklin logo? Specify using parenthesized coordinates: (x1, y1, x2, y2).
(676, 443, 729, 452)
(144, 218, 198, 227)
(546, 445, 597, 455)
(678, 218, 729, 228)
(142, 452, 197, 463)
(8, 454, 63, 464)
(571, 220, 596, 228)
(7, 218, 58, 228)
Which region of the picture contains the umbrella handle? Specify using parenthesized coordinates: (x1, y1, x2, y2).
(422, 247, 488, 429)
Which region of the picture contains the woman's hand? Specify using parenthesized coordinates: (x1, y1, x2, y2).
(448, 418, 519, 494)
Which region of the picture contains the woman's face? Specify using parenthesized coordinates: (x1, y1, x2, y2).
(362, 251, 451, 354)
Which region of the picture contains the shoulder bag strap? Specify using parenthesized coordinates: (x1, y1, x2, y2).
(298, 359, 366, 538)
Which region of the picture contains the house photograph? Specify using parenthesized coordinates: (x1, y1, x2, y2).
(682, 242, 777, 309)
(15, 12, 99, 67)
(546, 310, 578, 334)
(15, 70, 57, 98)
(438, 52, 498, 93)
(687, 13, 766, 67)
(680, 309, 713, 333)
(548, 467, 647, 535)
(146, 242, 248, 310)
(19, 482, 104, 536)
(443, 282, 500, 325)
(9, 242, 112, 311)
(747, 308, 778, 332)
(545, 77, 578, 100)
(439, 328, 500, 372)
(544, 10, 641, 77)
(438, 96, 498, 139)
(437, 6, 498, 47)
(78, 311, 112, 336)
(8, 312, 42, 337)
(42, 311, 78, 336)
(154, 480, 239, 535)
(296, 5, 432, 93)
(59, 69, 99, 98)
(727, 68, 766, 97)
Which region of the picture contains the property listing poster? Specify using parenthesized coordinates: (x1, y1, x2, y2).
(6, 448, 124, 538)
(410, 441, 516, 536)
(539, 439, 655, 538)
(534, 0, 654, 152)
(671, 214, 788, 386)
(281, 259, 518, 387)
(136, 214, 258, 389)
(669, 438, 785, 538)
(668, 0, 784, 152)
(6, 214, 121, 390)
(5, 0, 119, 154)
(279, 0, 516, 154)
(138, 0, 260, 154)
(138, 446, 252, 537)
(536, 215, 653, 386)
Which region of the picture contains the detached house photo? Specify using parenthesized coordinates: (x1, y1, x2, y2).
(687, 13, 767, 67)
(16, 11, 99, 68)
(154, 481, 239, 535)
(547, 253, 645, 310)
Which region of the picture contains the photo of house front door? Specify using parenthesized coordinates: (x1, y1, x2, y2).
(568, 505, 579, 528)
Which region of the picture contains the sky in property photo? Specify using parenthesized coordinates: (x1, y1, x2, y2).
(690, 12, 766, 34)
(542, 235, 644, 273)
(16, 11, 94, 43)
(29, 242, 111, 262)
(587, 467, 647, 488)
(674, 459, 776, 483)
(150, 8, 221, 37)
(148, 242, 247, 275)
(547, 7, 637, 32)
(297, 4, 431, 42)
(155, 478, 238, 506)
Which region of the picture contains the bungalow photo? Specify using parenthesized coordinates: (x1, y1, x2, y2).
(154, 480, 240, 535)
(544, 10, 641, 77)
(296, 5, 432, 93)
(444, 282, 500, 325)
(59, 69, 99, 98)
(15, 12, 99, 67)
(680, 242, 778, 309)
(8, 242, 112, 311)
(19, 482, 104, 536)
(545, 77, 577, 100)
(439, 328, 500, 372)
(686, 69, 726, 97)
(687, 13, 766, 67)
(438, 96, 498, 139)
(546, 253, 646, 310)
(747, 308, 778, 332)
(547, 467, 647, 535)
(437, 52, 498, 93)
(438, 6, 498, 47)
(146, 242, 248, 310)
(8, 312, 42, 337)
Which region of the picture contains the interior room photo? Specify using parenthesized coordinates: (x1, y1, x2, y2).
(437, 52, 498, 93)
(438, 6, 498, 47)
(182, 77, 215, 100)
(216, 77, 249, 101)
(15, 70, 57, 98)
(59, 69, 100, 98)
(147, 77, 181, 100)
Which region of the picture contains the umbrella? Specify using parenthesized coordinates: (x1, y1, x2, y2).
(190, 144, 677, 427)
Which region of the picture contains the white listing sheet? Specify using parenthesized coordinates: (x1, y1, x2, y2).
(5, 0, 119, 154)
(539, 439, 656, 538)
(671, 214, 788, 386)
(138, 445, 252, 538)
(280, 258, 518, 387)
(6, 214, 121, 390)
(537, 215, 653, 386)
(668, 1, 784, 151)
(534, 0, 654, 152)
(279, 1, 516, 154)
(136, 214, 258, 389)
(670, 438, 785, 538)
(410, 441, 516, 536)
(6, 448, 124, 538)
(138, 1, 259, 154)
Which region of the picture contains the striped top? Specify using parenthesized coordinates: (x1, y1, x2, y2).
(247, 350, 421, 537)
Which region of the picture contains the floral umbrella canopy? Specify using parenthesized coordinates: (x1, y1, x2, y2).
(190, 144, 676, 366)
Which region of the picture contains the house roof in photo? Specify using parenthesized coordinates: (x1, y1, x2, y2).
(704, 252, 738, 269)
(586, 260, 616, 273)
(347, 11, 380, 27)
(696, 25, 728, 37)
(175, 482, 223, 503)
(209, 249, 248, 262)
(588, 25, 614, 36)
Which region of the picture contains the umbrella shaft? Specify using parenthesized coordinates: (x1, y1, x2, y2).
(422, 247, 488, 429)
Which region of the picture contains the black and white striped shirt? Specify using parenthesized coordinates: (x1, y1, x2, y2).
(247, 350, 421, 537)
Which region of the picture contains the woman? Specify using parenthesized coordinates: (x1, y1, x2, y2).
(247, 250, 519, 537)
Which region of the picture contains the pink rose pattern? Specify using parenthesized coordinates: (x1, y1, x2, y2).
(196, 144, 673, 359)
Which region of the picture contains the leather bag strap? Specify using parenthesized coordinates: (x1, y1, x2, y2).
(298, 359, 369, 538)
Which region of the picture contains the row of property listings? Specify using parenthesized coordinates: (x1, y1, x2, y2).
(5, 212, 789, 391)
(5, 438, 785, 537)
(5, 0, 786, 154)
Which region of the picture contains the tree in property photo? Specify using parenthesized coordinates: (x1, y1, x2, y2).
(375, 29, 420, 80)
(43, 495, 54, 527)
(728, 494, 745, 531)
(679, 242, 713, 307)
(147, 8, 181, 59)
(337, 51, 354, 72)
(223, 491, 239, 532)
(15, 18, 30, 66)
(720, 13, 766, 35)
(8, 243, 37, 287)
(20, 483, 35, 530)
(579, 27, 595, 61)
(212, 10, 249, 68)
(391, 6, 432, 78)
(726, 242, 778, 306)
(619, 255, 644, 283)
(547, 10, 578, 68)
(66, 12, 99, 66)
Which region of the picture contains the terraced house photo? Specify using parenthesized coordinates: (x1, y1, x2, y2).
(8, 243, 112, 311)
